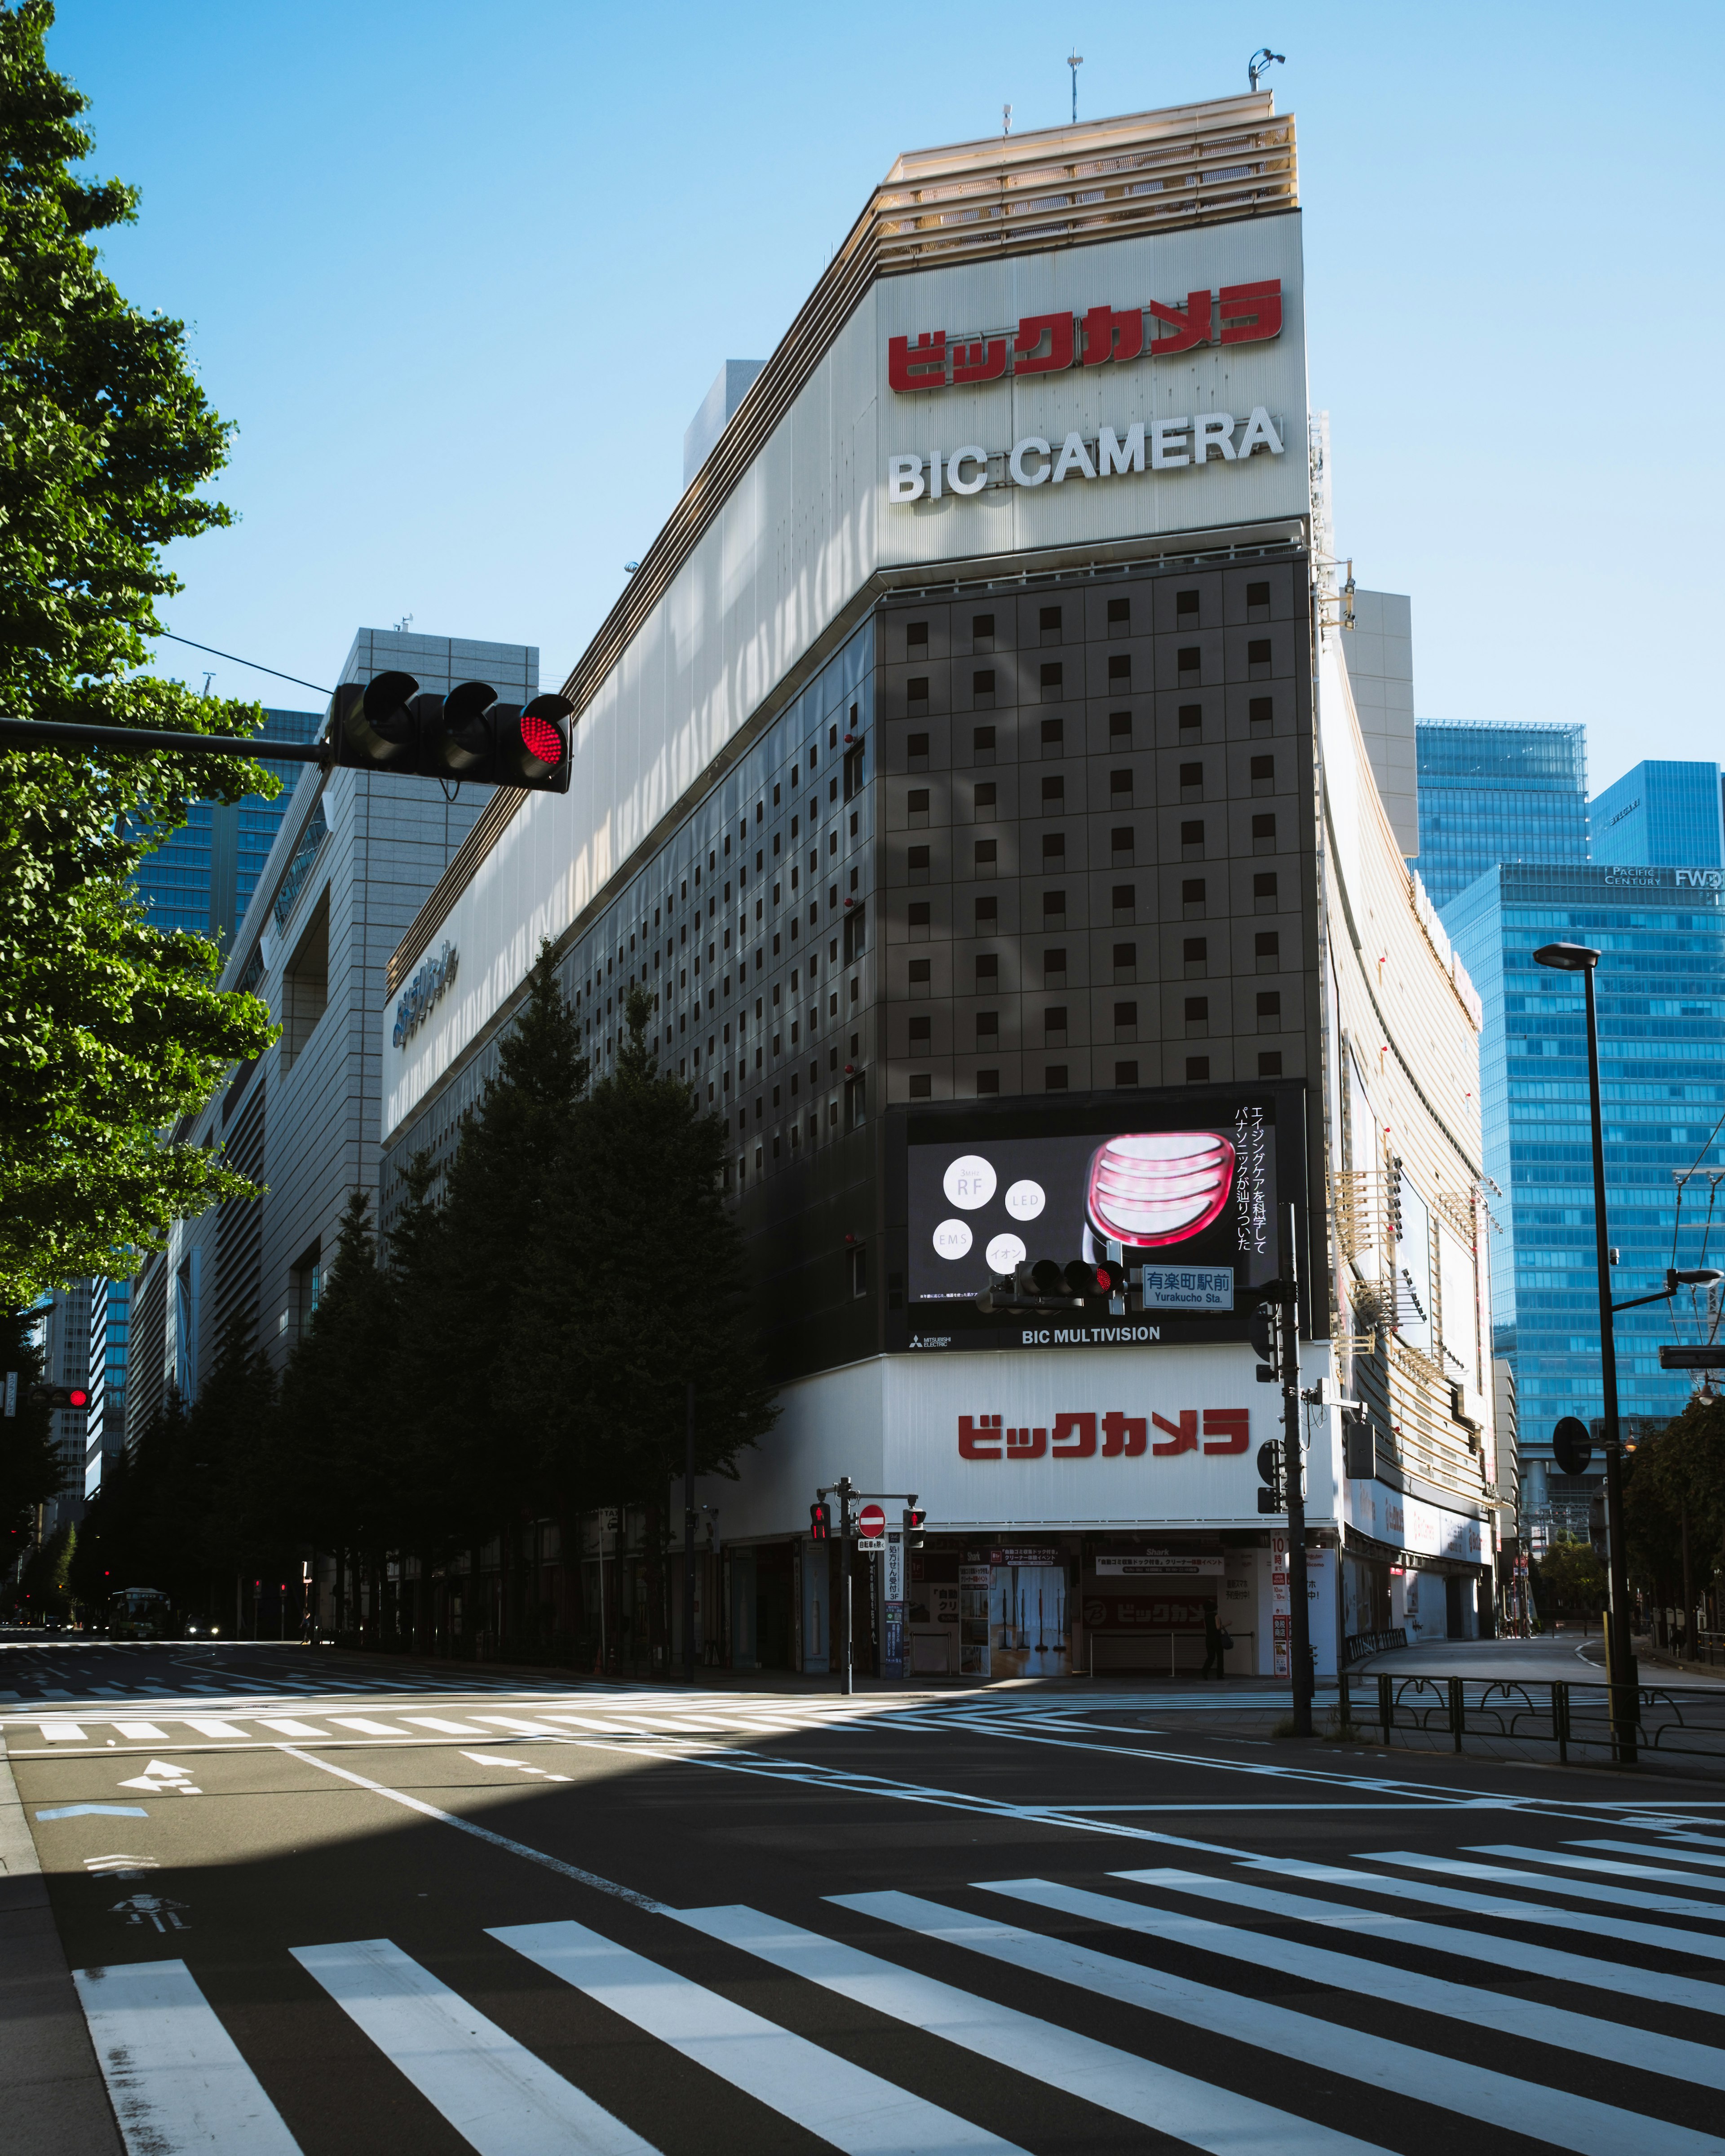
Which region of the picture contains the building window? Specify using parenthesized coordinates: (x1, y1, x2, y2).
(1246, 580, 1270, 617)
(1182, 877, 1206, 919)
(1107, 654, 1131, 686)
(973, 725, 996, 764)
(1249, 696, 1273, 731)
(1179, 761, 1203, 802)
(1184, 936, 1207, 978)
(1186, 1054, 1211, 1081)
(1043, 1009, 1069, 1052)
(1177, 645, 1201, 680)
(1181, 820, 1205, 860)
(1039, 662, 1063, 700)
(1176, 588, 1199, 619)
(1254, 870, 1278, 913)
(1258, 1050, 1283, 1077)
(1107, 595, 1131, 632)
(907, 619, 929, 652)
(1039, 604, 1062, 644)
(974, 839, 998, 875)
(1255, 930, 1280, 970)
(973, 668, 996, 707)
(975, 954, 999, 988)
(849, 1242, 868, 1297)
(1040, 717, 1064, 755)
(1250, 754, 1275, 795)
(909, 1015, 932, 1045)
(1112, 883, 1136, 924)
(1044, 889, 1066, 927)
(973, 781, 997, 818)
(1041, 775, 1065, 807)
(1247, 638, 1273, 677)
(1115, 1059, 1140, 1087)
(977, 1068, 1000, 1094)
(908, 844, 930, 884)
(908, 901, 931, 939)
(907, 788, 930, 827)
(1252, 813, 1277, 854)
(972, 611, 995, 649)
(1184, 995, 1209, 1037)
(907, 732, 930, 770)
(1257, 990, 1282, 1032)
(1042, 835, 1065, 867)
(976, 1011, 999, 1042)
(909, 1074, 932, 1099)
(1044, 947, 1067, 985)
(1178, 703, 1202, 737)
(1114, 1000, 1138, 1042)
(906, 676, 929, 712)
(1109, 710, 1132, 744)
(1113, 941, 1137, 981)
(909, 959, 931, 994)
(1110, 826, 1134, 865)
(975, 895, 998, 930)
(1045, 1065, 1069, 1090)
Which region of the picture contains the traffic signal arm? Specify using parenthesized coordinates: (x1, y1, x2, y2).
(0, 716, 327, 764)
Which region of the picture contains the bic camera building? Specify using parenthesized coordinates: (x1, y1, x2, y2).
(382, 95, 1500, 1679)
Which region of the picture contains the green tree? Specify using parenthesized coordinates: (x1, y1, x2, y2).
(507, 980, 777, 1653)
(0, 0, 279, 1308)
(1534, 1534, 1606, 1617)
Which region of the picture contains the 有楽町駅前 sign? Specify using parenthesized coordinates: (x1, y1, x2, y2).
(887, 410, 1285, 504)
(887, 285, 1283, 393)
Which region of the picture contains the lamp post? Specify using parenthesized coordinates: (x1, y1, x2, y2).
(1533, 940, 1638, 1760)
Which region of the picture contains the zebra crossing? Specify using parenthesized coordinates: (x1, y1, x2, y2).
(69, 1827, 1725, 2154)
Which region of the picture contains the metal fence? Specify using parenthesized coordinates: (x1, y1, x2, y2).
(1336, 1670, 1725, 1767)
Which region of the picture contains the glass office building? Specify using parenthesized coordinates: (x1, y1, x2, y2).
(132, 707, 321, 946)
(1415, 721, 1589, 906)
(1443, 863, 1725, 1543)
(1591, 760, 1724, 871)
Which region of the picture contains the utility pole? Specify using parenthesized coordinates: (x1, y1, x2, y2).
(683, 1383, 696, 1683)
(836, 1474, 855, 1696)
(1281, 1201, 1314, 1736)
(1067, 50, 1083, 124)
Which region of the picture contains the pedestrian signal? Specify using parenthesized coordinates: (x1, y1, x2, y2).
(904, 1507, 927, 1551)
(809, 1499, 831, 1542)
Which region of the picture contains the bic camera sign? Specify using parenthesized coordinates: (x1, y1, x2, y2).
(886, 281, 1287, 506)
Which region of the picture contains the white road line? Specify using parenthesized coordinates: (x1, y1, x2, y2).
(328, 1717, 401, 1736)
(114, 1723, 172, 1741)
(74, 1957, 302, 2154)
(182, 1719, 247, 1740)
(1108, 1864, 1725, 2019)
(836, 1890, 1722, 2156)
(401, 1716, 489, 1735)
(40, 1723, 86, 1741)
(292, 1937, 657, 2156)
(493, 1917, 1027, 2153)
(252, 1719, 328, 1738)
(1584, 1836, 1725, 1868)
(1245, 1855, 1725, 1963)
(675, 1903, 1393, 2156)
(476, 1717, 571, 1736)
(1363, 1849, 1725, 1924)
(983, 1875, 1725, 2092)
(1468, 1842, 1725, 1893)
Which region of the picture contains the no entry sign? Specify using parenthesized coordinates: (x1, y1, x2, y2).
(857, 1502, 886, 1546)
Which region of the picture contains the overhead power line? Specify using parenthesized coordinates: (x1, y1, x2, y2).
(159, 632, 332, 698)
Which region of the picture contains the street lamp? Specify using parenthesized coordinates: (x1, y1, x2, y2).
(1533, 939, 1641, 1759)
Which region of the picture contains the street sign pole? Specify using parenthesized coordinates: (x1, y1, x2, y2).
(837, 1475, 854, 1697)
(1282, 1202, 1314, 1738)
(683, 1383, 696, 1684)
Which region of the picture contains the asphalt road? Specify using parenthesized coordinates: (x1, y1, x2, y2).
(8, 1640, 1725, 2155)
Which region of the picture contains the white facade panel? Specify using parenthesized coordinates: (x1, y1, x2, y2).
(384, 216, 1307, 1139)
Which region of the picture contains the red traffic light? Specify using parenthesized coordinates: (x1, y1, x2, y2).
(326, 675, 573, 793)
(809, 1499, 831, 1541)
(67, 1387, 89, 1409)
(28, 1383, 90, 1413)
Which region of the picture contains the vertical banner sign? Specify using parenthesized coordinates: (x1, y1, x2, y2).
(2, 1372, 15, 1418)
(1271, 1529, 1291, 1679)
(884, 1530, 905, 1679)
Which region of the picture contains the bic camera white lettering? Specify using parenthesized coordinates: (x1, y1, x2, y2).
(888, 409, 1283, 503)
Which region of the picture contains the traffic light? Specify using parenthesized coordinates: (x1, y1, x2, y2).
(1062, 1257, 1126, 1305)
(977, 1256, 1126, 1314)
(1256, 1437, 1283, 1515)
(28, 1383, 89, 1414)
(809, 1499, 831, 1541)
(325, 675, 574, 793)
(904, 1507, 927, 1551)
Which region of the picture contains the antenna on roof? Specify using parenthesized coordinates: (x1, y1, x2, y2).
(1066, 51, 1083, 124)
(1248, 47, 1285, 92)
(1002, 102, 1012, 137)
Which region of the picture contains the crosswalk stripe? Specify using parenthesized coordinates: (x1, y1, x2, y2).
(1362, 1849, 1725, 1925)
(835, 1890, 1720, 2156)
(675, 1902, 1394, 2156)
(40, 1723, 86, 1740)
(183, 1718, 246, 1740)
(402, 1715, 489, 1735)
(1109, 1864, 1725, 2019)
(1247, 1855, 1725, 1964)
(477, 1716, 572, 1736)
(291, 1937, 659, 2155)
(328, 1717, 400, 1735)
(491, 1917, 1027, 2153)
(114, 1723, 172, 1741)
(253, 1719, 328, 1738)
(1584, 1836, 1725, 1869)
(983, 1874, 1725, 2093)
(1468, 1842, 1725, 1893)
(74, 1957, 302, 2154)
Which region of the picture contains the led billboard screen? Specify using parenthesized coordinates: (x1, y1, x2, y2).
(907, 1093, 1283, 1308)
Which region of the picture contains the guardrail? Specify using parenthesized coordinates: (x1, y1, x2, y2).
(1336, 1670, 1725, 1767)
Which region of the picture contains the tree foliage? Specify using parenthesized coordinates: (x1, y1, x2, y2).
(0, 0, 279, 1308)
(1624, 1393, 1725, 1599)
(1533, 1534, 1606, 1616)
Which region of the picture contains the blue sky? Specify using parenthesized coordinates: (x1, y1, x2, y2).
(50, 0, 1720, 796)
